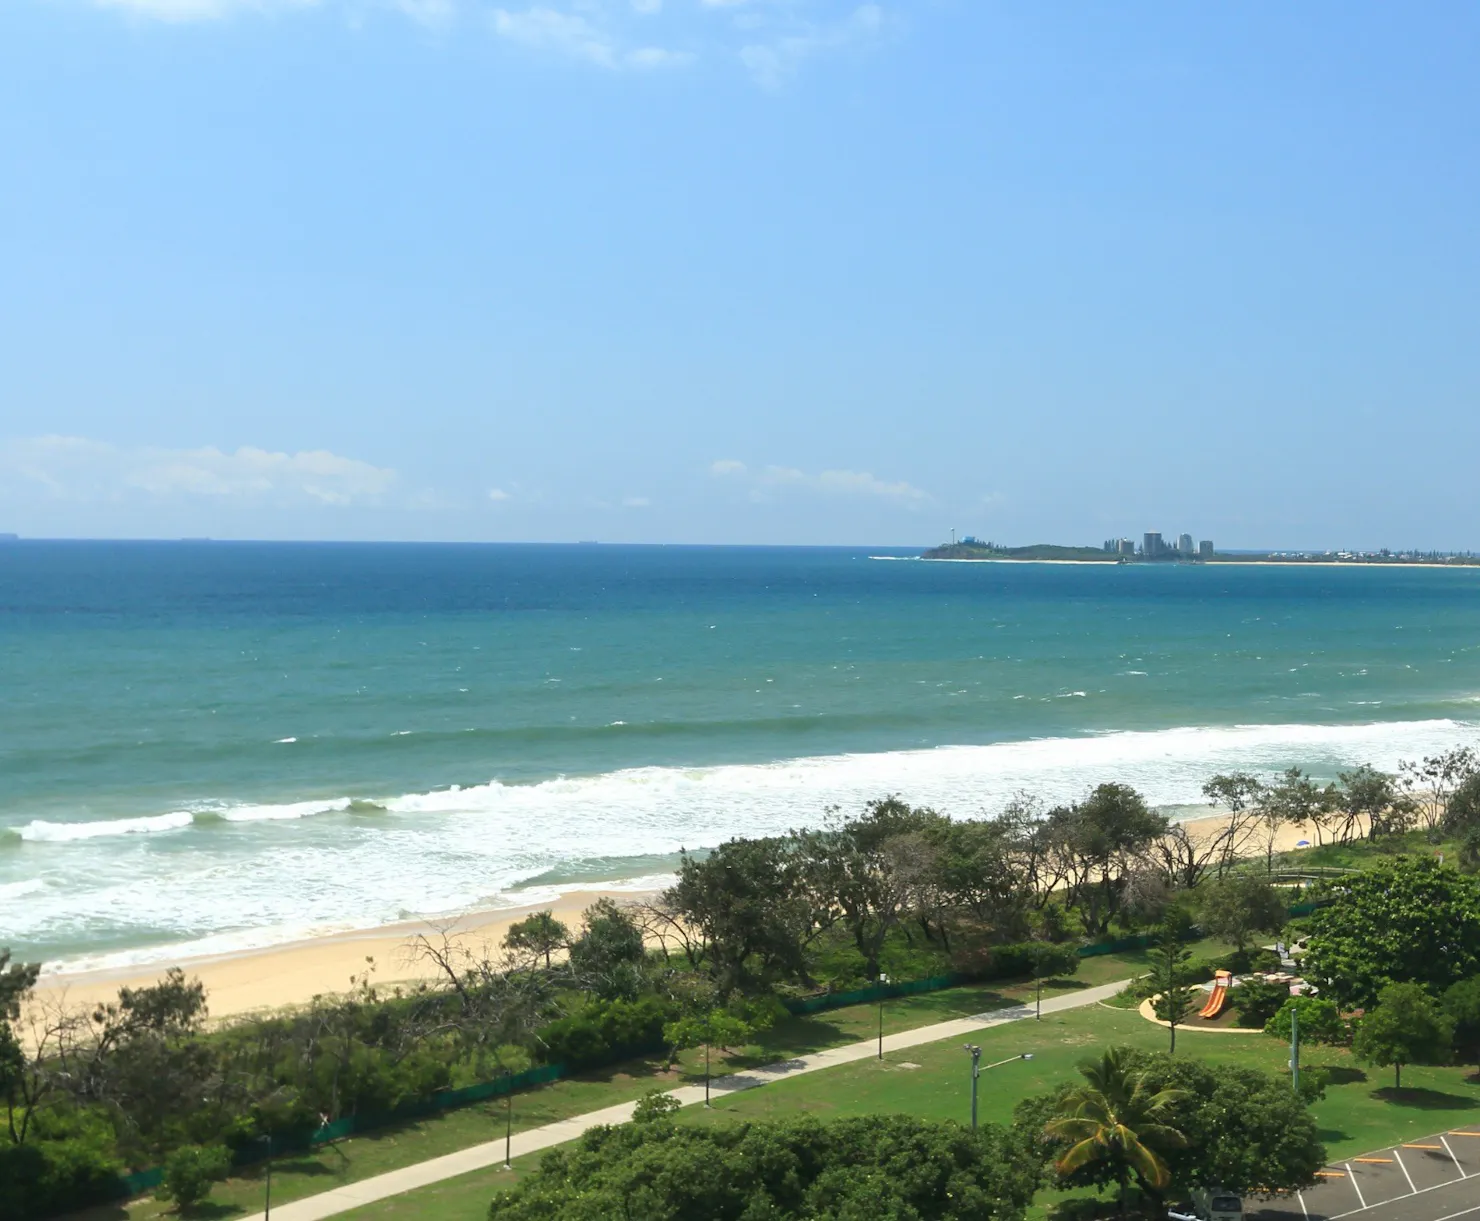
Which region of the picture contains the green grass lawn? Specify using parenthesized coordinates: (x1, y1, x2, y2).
(67, 940, 1180, 1221)
(333, 999, 1480, 1221)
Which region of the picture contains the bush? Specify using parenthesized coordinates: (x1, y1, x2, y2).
(1232, 979, 1290, 1029)
(1266, 996, 1344, 1044)
(535, 994, 674, 1071)
(159, 1144, 231, 1210)
(0, 1137, 125, 1221)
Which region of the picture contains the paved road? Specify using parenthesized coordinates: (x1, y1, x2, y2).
(1249, 1125, 1480, 1221)
(237, 979, 1128, 1221)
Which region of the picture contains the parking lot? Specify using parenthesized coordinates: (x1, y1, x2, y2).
(1248, 1126, 1480, 1221)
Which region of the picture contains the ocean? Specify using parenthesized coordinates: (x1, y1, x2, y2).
(2, 541, 1478, 972)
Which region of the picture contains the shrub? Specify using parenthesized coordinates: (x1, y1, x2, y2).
(159, 1144, 231, 1211)
(1231, 979, 1290, 1029)
(535, 994, 674, 1071)
(1266, 996, 1344, 1044)
(0, 1137, 125, 1221)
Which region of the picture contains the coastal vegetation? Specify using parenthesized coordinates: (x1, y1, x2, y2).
(7, 745, 1480, 1219)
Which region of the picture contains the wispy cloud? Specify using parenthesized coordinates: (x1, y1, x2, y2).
(711, 458, 930, 508)
(78, 0, 889, 89)
(0, 436, 396, 507)
(739, 4, 885, 90)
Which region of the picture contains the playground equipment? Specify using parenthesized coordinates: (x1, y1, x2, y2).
(1198, 970, 1234, 1019)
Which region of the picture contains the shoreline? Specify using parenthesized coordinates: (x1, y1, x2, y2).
(30, 807, 1324, 1022)
(909, 557, 1480, 569)
(30, 887, 661, 1021)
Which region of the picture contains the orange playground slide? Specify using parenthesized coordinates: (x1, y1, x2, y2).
(1199, 970, 1233, 1019)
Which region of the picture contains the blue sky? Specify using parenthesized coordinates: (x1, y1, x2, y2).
(1, 3, 1476, 547)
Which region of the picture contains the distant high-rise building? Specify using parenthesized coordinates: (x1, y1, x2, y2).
(1199, 539, 1214, 557)
(1178, 533, 1194, 555)
(1117, 538, 1136, 555)
(1143, 532, 1164, 557)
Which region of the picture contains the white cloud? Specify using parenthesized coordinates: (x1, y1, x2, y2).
(740, 3, 884, 90)
(630, 0, 661, 12)
(622, 495, 652, 507)
(93, 0, 318, 20)
(490, 5, 689, 69)
(487, 487, 512, 502)
(0, 436, 396, 506)
(711, 457, 930, 508)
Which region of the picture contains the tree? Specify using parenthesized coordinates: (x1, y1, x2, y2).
(502, 911, 568, 970)
(1444, 977, 1480, 1073)
(1231, 978, 1290, 1029)
(1266, 997, 1343, 1045)
(1445, 771, 1480, 837)
(1260, 768, 1335, 861)
(1055, 785, 1168, 936)
(1352, 982, 1454, 1089)
(1302, 857, 1480, 1009)
(1147, 917, 1196, 1053)
(0, 950, 41, 1145)
(1196, 874, 1287, 955)
(567, 899, 646, 1000)
(1199, 773, 1267, 877)
(1336, 765, 1415, 841)
(159, 1143, 230, 1211)
(1401, 747, 1479, 837)
(487, 1114, 1041, 1221)
(1042, 1048, 1188, 1209)
(664, 837, 818, 995)
(1027, 942, 1081, 1018)
(662, 1008, 755, 1105)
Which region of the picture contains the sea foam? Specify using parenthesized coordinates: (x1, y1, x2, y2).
(9, 716, 1479, 975)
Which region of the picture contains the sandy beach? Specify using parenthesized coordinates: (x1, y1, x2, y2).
(27, 806, 1332, 1022)
(30, 888, 659, 1022)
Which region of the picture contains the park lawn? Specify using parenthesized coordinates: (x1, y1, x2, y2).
(688, 1004, 1480, 1162)
(68, 950, 1151, 1221)
(71, 942, 1182, 1221)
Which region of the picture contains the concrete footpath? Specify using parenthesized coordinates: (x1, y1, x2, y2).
(241, 979, 1129, 1221)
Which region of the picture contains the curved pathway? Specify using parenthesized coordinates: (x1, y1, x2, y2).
(239, 978, 1129, 1221)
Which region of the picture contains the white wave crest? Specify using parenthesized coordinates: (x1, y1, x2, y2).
(18, 811, 194, 842)
(215, 797, 352, 823)
(0, 878, 45, 899)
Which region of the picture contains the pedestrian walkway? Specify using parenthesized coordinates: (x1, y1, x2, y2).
(241, 979, 1128, 1221)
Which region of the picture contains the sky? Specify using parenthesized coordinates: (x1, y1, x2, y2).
(1, 3, 1477, 548)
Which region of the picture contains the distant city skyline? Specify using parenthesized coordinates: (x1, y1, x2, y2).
(2, 5, 1478, 548)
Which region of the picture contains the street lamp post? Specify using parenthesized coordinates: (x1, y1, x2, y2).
(962, 1047, 1034, 1131)
(877, 973, 890, 1060)
(260, 1134, 273, 1221)
(504, 1068, 513, 1170)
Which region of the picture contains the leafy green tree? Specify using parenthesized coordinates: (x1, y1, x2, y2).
(567, 899, 646, 1000)
(1302, 858, 1480, 1008)
(1196, 874, 1287, 954)
(1337, 764, 1415, 840)
(1231, 978, 1290, 1029)
(1352, 982, 1455, 1089)
(630, 1088, 682, 1125)
(0, 950, 41, 1146)
(665, 837, 816, 995)
(502, 911, 569, 969)
(662, 1008, 756, 1104)
(1260, 768, 1336, 861)
(1266, 997, 1343, 1045)
(159, 1143, 231, 1210)
(1201, 773, 1267, 878)
(1147, 918, 1197, 1053)
(487, 1114, 1040, 1221)
(1443, 977, 1480, 1072)
(1445, 771, 1480, 837)
(1055, 785, 1168, 937)
(1042, 1048, 1187, 1207)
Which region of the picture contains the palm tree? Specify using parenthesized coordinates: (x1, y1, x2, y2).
(1044, 1048, 1189, 1212)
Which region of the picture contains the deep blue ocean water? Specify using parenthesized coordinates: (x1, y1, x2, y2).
(3, 541, 1478, 968)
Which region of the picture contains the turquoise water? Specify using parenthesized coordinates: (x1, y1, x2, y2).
(2, 541, 1478, 968)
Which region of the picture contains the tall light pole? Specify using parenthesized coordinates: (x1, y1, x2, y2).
(878, 973, 890, 1060)
(962, 1047, 1034, 1131)
(260, 1134, 273, 1221)
(504, 1068, 513, 1170)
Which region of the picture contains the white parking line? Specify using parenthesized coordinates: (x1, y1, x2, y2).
(1393, 1149, 1418, 1195)
(1298, 1192, 1310, 1219)
(1328, 1161, 1480, 1220)
(1347, 1164, 1368, 1210)
(1431, 1205, 1480, 1221)
(1443, 1136, 1469, 1179)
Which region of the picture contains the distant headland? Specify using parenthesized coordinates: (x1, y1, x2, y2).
(922, 533, 1480, 566)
